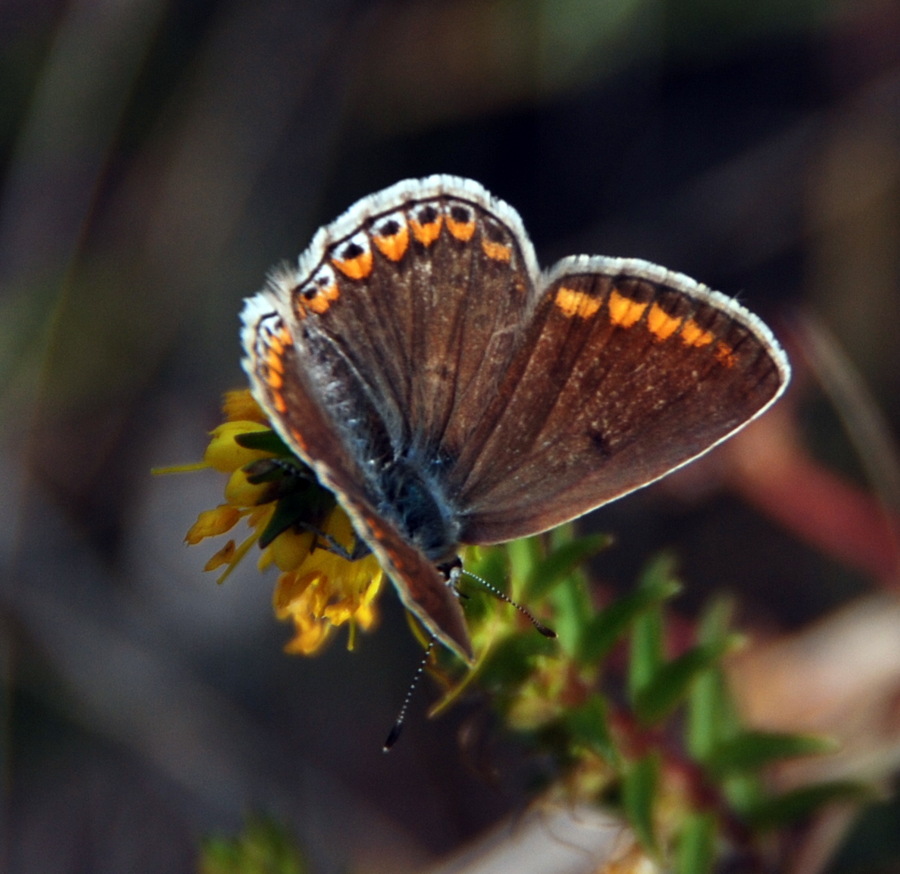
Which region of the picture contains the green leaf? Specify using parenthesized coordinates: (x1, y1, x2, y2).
(200, 815, 307, 874)
(634, 637, 738, 726)
(506, 536, 542, 588)
(707, 731, 839, 777)
(464, 544, 509, 584)
(696, 597, 734, 643)
(628, 606, 665, 707)
(687, 599, 740, 762)
(622, 752, 660, 854)
(579, 572, 680, 665)
(548, 576, 594, 659)
(639, 552, 681, 591)
(742, 780, 873, 830)
(564, 694, 617, 763)
(675, 810, 716, 874)
(522, 533, 611, 601)
(460, 545, 511, 624)
(687, 664, 731, 763)
(627, 555, 682, 704)
(478, 633, 556, 689)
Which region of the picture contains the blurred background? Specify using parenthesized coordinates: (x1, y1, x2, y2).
(1, 1, 899, 872)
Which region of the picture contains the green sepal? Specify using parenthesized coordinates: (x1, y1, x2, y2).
(234, 428, 294, 456)
(257, 484, 337, 549)
(628, 605, 665, 707)
(460, 545, 511, 627)
(627, 555, 683, 704)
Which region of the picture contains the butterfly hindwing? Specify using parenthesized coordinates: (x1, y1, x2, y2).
(451, 259, 788, 544)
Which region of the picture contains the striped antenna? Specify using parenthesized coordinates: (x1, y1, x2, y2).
(383, 636, 437, 751)
(461, 569, 556, 638)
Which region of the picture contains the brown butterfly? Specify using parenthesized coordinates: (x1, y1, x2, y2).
(241, 176, 789, 662)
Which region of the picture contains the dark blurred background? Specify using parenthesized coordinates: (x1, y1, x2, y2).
(2, 1, 899, 872)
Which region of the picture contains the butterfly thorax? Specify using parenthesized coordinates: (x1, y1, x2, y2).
(377, 455, 461, 566)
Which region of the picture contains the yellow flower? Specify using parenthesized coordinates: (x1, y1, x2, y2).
(272, 509, 384, 654)
(170, 389, 385, 655)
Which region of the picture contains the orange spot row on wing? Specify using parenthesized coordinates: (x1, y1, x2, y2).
(557, 285, 737, 366)
(446, 214, 476, 242)
(264, 364, 283, 390)
(332, 249, 374, 280)
(680, 318, 715, 348)
(714, 341, 736, 367)
(481, 238, 512, 262)
(607, 289, 648, 327)
(261, 322, 293, 405)
(264, 345, 285, 376)
(646, 302, 682, 340)
(410, 214, 443, 246)
(289, 426, 308, 453)
(554, 286, 602, 319)
(372, 223, 410, 261)
(294, 273, 341, 317)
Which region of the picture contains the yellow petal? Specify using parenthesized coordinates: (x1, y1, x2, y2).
(204, 421, 272, 472)
(204, 540, 236, 571)
(268, 528, 316, 572)
(224, 468, 270, 507)
(222, 389, 269, 424)
(185, 505, 241, 544)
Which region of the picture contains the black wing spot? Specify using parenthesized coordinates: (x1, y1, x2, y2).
(340, 241, 365, 259)
(377, 218, 401, 236)
(586, 427, 613, 459)
(484, 220, 506, 243)
(450, 205, 471, 224)
(417, 205, 438, 224)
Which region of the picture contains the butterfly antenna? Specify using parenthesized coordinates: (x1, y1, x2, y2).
(461, 570, 557, 638)
(383, 636, 437, 752)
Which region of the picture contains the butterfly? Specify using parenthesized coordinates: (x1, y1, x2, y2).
(241, 175, 790, 662)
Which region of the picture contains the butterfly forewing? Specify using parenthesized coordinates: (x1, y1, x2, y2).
(277, 182, 538, 463)
(242, 293, 473, 659)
